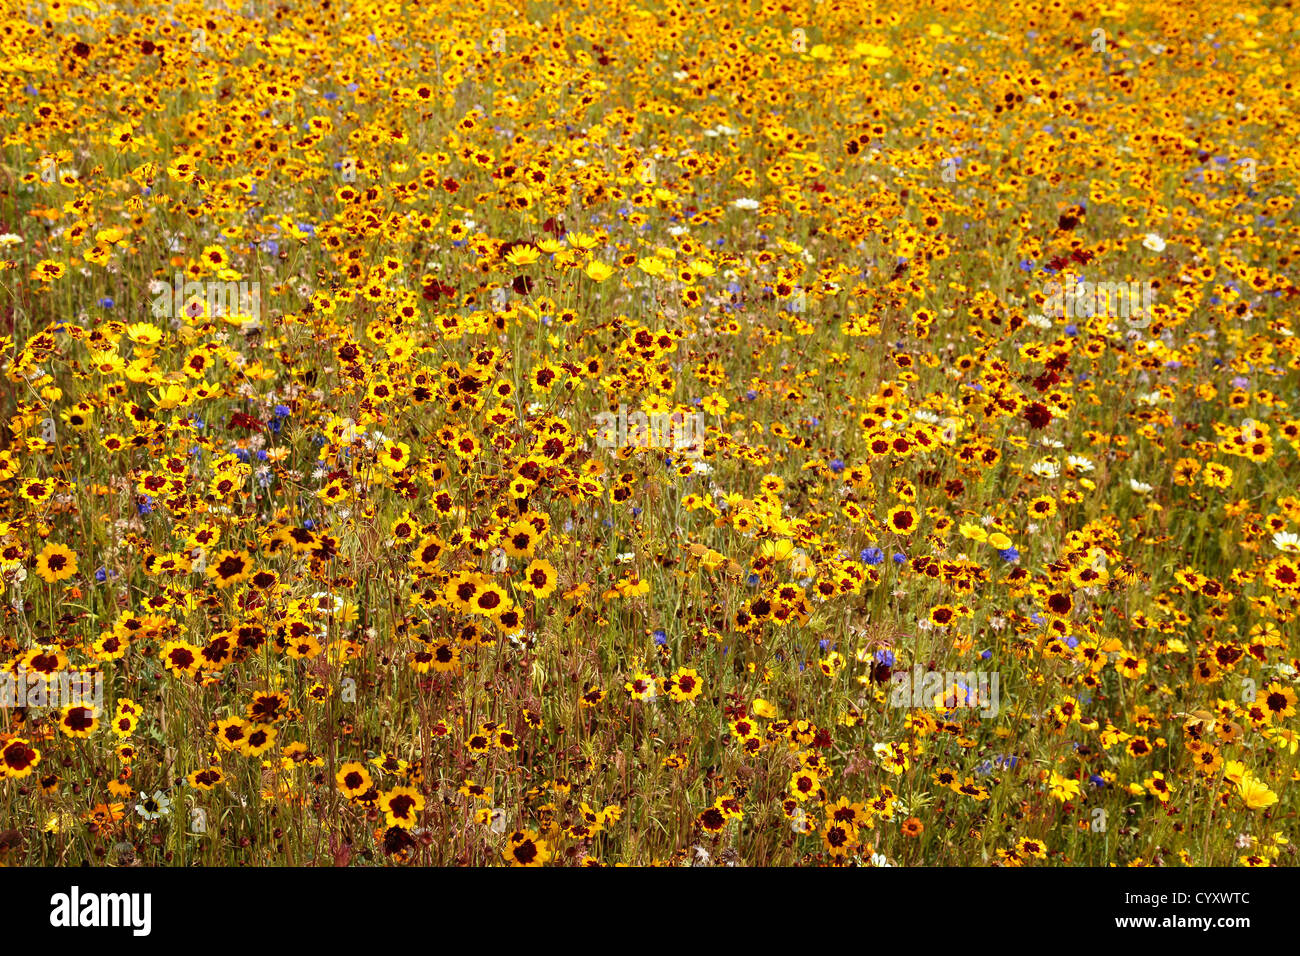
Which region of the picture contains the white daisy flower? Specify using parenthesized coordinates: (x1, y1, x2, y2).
(136, 791, 172, 820)
(1272, 531, 1300, 553)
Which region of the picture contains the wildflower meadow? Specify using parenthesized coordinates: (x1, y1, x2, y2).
(1, 0, 1298, 876)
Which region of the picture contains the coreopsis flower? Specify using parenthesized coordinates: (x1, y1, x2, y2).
(503, 829, 550, 866)
(1, 738, 40, 778)
(336, 762, 374, 800)
(379, 785, 425, 829)
(518, 558, 557, 598)
(665, 667, 703, 703)
(625, 672, 657, 701)
(58, 705, 98, 738)
(34, 543, 78, 584)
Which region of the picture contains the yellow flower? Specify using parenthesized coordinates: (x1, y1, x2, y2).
(379, 785, 425, 829)
(35, 543, 78, 584)
(700, 393, 728, 415)
(504, 245, 541, 267)
(625, 672, 657, 701)
(1047, 772, 1082, 801)
(503, 829, 550, 866)
(584, 260, 615, 282)
(43, 813, 76, 834)
(151, 382, 188, 409)
(759, 539, 794, 562)
(379, 440, 411, 472)
(855, 42, 893, 58)
(1237, 774, 1279, 810)
(125, 322, 164, 346)
(667, 667, 703, 703)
